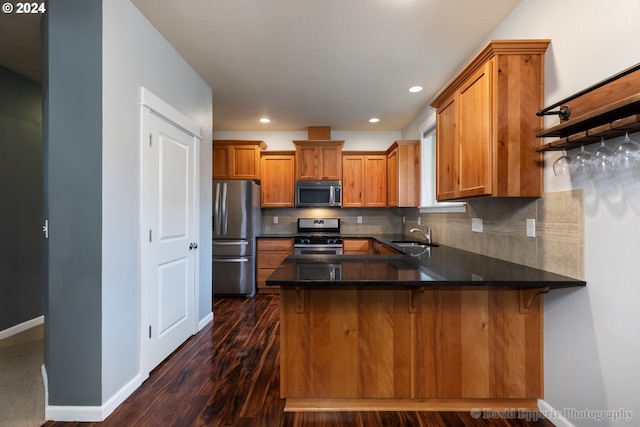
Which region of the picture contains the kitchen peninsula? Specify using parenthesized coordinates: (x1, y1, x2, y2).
(266, 237, 585, 412)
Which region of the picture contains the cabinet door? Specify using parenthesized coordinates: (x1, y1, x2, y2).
(296, 145, 318, 180)
(261, 153, 295, 208)
(457, 61, 492, 198)
(435, 95, 458, 201)
(342, 155, 364, 207)
(386, 148, 399, 206)
(319, 144, 342, 180)
(229, 145, 260, 179)
(256, 238, 293, 293)
(364, 155, 386, 207)
(212, 145, 229, 179)
(343, 238, 371, 255)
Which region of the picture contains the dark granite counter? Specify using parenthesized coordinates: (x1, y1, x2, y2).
(266, 234, 586, 288)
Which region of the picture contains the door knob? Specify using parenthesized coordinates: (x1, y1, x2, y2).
(189, 242, 199, 250)
(189, 243, 194, 250)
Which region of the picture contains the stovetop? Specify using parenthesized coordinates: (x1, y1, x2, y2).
(294, 234, 342, 245)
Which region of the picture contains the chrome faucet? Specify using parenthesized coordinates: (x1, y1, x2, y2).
(410, 227, 432, 245)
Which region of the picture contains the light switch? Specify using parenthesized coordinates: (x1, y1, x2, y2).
(273, 216, 278, 224)
(472, 218, 483, 233)
(527, 219, 536, 237)
(357, 216, 362, 224)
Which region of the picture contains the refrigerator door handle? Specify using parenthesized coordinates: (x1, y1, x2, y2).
(212, 258, 249, 263)
(221, 182, 228, 236)
(214, 182, 221, 237)
(213, 241, 249, 246)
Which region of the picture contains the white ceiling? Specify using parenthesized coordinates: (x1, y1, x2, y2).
(0, 0, 521, 131)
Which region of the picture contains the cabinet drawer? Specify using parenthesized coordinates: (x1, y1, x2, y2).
(257, 238, 294, 251)
(257, 251, 291, 269)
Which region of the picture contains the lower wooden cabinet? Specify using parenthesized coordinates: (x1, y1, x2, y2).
(371, 240, 401, 255)
(342, 238, 371, 255)
(256, 238, 293, 293)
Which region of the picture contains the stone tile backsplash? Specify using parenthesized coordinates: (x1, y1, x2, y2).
(403, 189, 584, 279)
(260, 189, 584, 280)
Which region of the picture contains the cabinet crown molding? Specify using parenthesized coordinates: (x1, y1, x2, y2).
(430, 39, 551, 109)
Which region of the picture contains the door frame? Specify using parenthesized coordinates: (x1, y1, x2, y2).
(139, 88, 202, 379)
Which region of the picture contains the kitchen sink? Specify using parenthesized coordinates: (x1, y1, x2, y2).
(391, 240, 439, 247)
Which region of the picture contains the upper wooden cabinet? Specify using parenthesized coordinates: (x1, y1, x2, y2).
(430, 39, 550, 201)
(386, 140, 420, 207)
(292, 140, 344, 180)
(260, 151, 295, 208)
(213, 140, 266, 179)
(342, 152, 387, 208)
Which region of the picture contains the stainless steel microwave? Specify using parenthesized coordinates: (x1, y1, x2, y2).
(295, 180, 342, 207)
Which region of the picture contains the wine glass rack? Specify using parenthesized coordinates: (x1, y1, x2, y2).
(536, 63, 640, 152)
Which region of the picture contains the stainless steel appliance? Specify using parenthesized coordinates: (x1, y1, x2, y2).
(213, 180, 262, 297)
(295, 180, 342, 207)
(293, 218, 343, 255)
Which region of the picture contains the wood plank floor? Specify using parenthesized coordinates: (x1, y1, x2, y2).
(43, 294, 555, 427)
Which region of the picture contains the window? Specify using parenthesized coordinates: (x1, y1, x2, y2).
(418, 118, 466, 212)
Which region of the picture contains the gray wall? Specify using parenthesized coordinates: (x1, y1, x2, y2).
(0, 65, 43, 331)
(42, 0, 103, 406)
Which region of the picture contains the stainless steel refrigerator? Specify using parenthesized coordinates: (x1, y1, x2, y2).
(213, 180, 262, 297)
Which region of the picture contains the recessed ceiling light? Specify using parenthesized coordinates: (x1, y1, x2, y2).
(369, 118, 380, 123)
(408, 86, 423, 93)
(259, 117, 271, 124)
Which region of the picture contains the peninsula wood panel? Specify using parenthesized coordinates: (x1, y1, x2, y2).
(414, 288, 542, 399)
(280, 286, 543, 402)
(280, 288, 412, 399)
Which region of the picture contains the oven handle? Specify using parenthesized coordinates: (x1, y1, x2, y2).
(293, 244, 343, 248)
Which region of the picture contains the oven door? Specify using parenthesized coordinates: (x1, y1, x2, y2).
(294, 244, 343, 255)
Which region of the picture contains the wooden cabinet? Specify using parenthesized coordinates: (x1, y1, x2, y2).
(280, 286, 542, 404)
(260, 151, 295, 208)
(292, 140, 344, 180)
(430, 39, 550, 201)
(342, 152, 386, 208)
(386, 140, 420, 207)
(256, 238, 293, 294)
(343, 238, 371, 255)
(371, 239, 401, 255)
(213, 140, 266, 179)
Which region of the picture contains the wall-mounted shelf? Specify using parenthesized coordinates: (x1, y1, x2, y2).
(536, 63, 640, 152)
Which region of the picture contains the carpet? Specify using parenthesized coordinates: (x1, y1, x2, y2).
(0, 324, 45, 427)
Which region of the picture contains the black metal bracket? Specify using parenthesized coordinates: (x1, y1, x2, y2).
(537, 105, 571, 121)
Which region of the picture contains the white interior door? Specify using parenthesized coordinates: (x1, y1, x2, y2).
(141, 108, 198, 374)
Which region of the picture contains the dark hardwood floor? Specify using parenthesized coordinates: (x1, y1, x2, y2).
(43, 294, 555, 427)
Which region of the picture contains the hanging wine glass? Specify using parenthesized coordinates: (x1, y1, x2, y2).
(553, 149, 572, 176)
(571, 145, 593, 175)
(593, 136, 615, 173)
(614, 132, 640, 169)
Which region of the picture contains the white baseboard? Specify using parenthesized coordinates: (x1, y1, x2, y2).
(0, 315, 44, 340)
(199, 311, 213, 331)
(538, 399, 575, 427)
(42, 363, 143, 422)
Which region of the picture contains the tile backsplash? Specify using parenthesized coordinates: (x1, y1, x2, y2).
(260, 189, 584, 280)
(403, 189, 584, 279)
(262, 208, 404, 235)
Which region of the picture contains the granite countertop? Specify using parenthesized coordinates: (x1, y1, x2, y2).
(266, 234, 586, 289)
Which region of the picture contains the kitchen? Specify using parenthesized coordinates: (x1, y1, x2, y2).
(2, 0, 640, 426)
